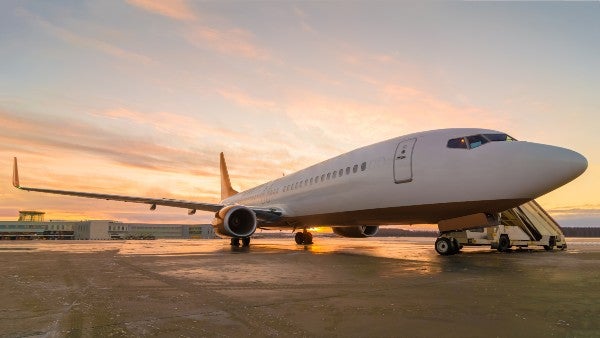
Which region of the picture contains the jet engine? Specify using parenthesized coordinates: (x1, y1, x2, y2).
(332, 225, 379, 238)
(212, 205, 257, 238)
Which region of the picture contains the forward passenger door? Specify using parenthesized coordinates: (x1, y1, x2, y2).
(393, 138, 416, 183)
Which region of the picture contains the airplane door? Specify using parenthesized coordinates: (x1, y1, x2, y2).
(393, 138, 416, 183)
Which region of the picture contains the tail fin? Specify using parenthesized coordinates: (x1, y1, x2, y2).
(220, 152, 238, 200)
(12, 157, 20, 188)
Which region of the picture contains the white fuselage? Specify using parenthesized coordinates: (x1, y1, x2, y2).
(223, 128, 587, 228)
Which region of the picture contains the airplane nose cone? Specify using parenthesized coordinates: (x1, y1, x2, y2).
(517, 142, 588, 196)
(554, 147, 588, 180)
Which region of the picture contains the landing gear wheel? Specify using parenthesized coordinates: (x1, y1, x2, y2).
(294, 232, 305, 245)
(560, 244, 568, 251)
(435, 237, 453, 256)
(451, 238, 461, 254)
(230, 237, 240, 247)
(242, 237, 251, 247)
(304, 232, 314, 245)
(294, 231, 314, 245)
(497, 235, 510, 252)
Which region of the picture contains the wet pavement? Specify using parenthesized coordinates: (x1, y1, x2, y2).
(1, 237, 599, 337)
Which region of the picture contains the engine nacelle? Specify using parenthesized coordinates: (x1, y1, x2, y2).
(212, 205, 257, 238)
(332, 225, 379, 238)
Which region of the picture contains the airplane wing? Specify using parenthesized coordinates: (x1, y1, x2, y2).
(12, 157, 282, 221)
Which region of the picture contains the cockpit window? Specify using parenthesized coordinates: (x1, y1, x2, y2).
(447, 133, 517, 150)
(483, 133, 517, 142)
(447, 137, 468, 149)
(467, 134, 489, 149)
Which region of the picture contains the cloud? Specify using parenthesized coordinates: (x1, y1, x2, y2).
(547, 205, 600, 216)
(293, 6, 317, 34)
(216, 88, 276, 110)
(126, 0, 196, 21)
(187, 26, 271, 61)
(16, 8, 153, 64)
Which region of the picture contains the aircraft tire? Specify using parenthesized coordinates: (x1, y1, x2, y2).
(294, 232, 305, 245)
(230, 237, 241, 247)
(242, 237, 251, 247)
(497, 235, 510, 252)
(304, 232, 313, 245)
(435, 237, 453, 256)
(451, 238, 461, 254)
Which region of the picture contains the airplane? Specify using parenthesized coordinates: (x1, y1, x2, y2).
(12, 128, 587, 255)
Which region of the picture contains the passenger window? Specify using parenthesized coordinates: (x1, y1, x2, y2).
(321, 174, 326, 181)
(310, 177, 313, 184)
(361, 162, 366, 171)
(346, 167, 350, 175)
(327, 173, 331, 180)
(339, 169, 343, 176)
(332, 171, 337, 179)
(447, 137, 467, 149)
(353, 164, 358, 173)
(467, 135, 489, 149)
(315, 176, 319, 183)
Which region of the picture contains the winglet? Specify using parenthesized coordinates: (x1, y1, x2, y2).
(12, 157, 20, 188)
(220, 152, 238, 200)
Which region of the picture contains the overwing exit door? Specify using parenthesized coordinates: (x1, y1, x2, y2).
(394, 138, 416, 183)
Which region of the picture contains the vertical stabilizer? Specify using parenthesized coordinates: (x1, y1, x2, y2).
(13, 157, 20, 188)
(220, 152, 238, 200)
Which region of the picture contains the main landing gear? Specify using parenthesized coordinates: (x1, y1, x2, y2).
(230, 237, 251, 247)
(435, 237, 461, 256)
(294, 230, 314, 245)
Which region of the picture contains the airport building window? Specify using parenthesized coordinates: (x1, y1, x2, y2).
(361, 162, 367, 171)
(353, 164, 358, 173)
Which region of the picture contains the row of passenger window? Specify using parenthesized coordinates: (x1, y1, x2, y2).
(282, 161, 367, 193)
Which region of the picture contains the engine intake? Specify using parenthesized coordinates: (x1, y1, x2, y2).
(212, 205, 257, 238)
(332, 225, 379, 238)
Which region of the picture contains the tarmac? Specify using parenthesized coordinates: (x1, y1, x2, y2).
(1, 237, 599, 337)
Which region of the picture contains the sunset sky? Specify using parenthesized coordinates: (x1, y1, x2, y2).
(1, 1, 598, 227)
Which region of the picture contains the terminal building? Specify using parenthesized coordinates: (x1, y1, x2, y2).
(0, 211, 216, 240)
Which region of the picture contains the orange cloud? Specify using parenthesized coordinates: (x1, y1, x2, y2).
(217, 88, 276, 110)
(126, 0, 196, 21)
(188, 26, 270, 60)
